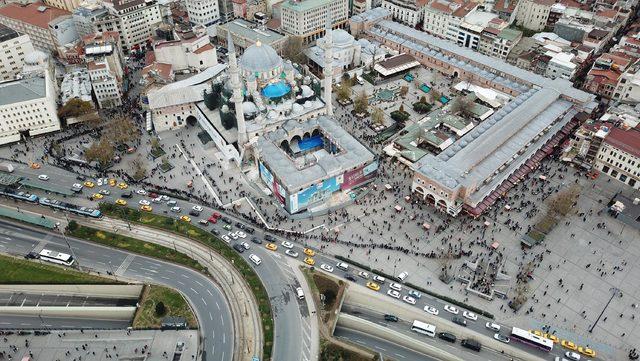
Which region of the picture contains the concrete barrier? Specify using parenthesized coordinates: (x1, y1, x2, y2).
(337, 313, 464, 361)
(345, 286, 546, 361)
(0, 306, 137, 320)
(0, 285, 143, 299)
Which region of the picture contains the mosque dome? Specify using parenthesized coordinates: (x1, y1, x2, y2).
(240, 41, 283, 73)
(332, 29, 354, 47)
(242, 101, 258, 114)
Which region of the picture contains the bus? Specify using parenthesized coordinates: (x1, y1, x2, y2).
(39, 249, 75, 266)
(411, 320, 436, 337)
(510, 327, 553, 352)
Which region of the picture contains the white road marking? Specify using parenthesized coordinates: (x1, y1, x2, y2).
(216, 302, 220, 310)
(201, 297, 207, 306)
(190, 287, 199, 295)
(209, 312, 213, 321)
(207, 289, 213, 296)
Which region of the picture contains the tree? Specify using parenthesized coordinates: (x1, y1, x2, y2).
(371, 107, 384, 125)
(353, 90, 369, 114)
(449, 95, 474, 116)
(281, 36, 307, 64)
(130, 155, 147, 180)
(155, 301, 167, 316)
(399, 85, 409, 98)
(150, 136, 160, 150)
(57, 98, 94, 119)
(106, 116, 137, 145)
(399, 104, 405, 113)
(84, 137, 114, 169)
(420, 95, 427, 103)
(336, 79, 352, 102)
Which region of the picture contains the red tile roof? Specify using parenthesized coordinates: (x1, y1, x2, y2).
(588, 69, 621, 84)
(0, 2, 69, 29)
(142, 62, 173, 81)
(429, 1, 455, 13)
(452, 1, 477, 17)
(87, 61, 106, 70)
(605, 127, 640, 158)
(597, 9, 618, 18)
(193, 43, 214, 54)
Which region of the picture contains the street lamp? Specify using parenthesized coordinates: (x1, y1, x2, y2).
(589, 287, 620, 333)
(62, 214, 81, 270)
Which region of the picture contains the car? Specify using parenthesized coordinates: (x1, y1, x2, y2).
(303, 248, 315, 256)
(389, 283, 402, 292)
(198, 219, 208, 225)
(241, 242, 250, 250)
(424, 306, 439, 315)
(221, 235, 231, 243)
(285, 249, 299, 258)
(233, 244, 245, 253)
(236, 231, 246, 238)
(531, 330, 544, 337)
(99, 189, 110, 195)
(189, 210, 200, 216)
(192, 205, 203, 212)
(139, 199, 151, 206)
(149, 192, 158, 199)
(266, 243, 278, 251)
(398, 271, 409, 281)
(38, 174, 49, 181)
(167, 200, 178, 207)
(281, 241, 294, 249)
(92, 193, 104, 200)
(372, 275, 386, 283)
(451, 316, 467, 326)
(108, 178, 117, 186)
(250, 237, 262, 244)
(387, 289, 401, 298)
(264, 234, 276, 242)
(223, 224, 232, 231)
(118, 182, 128, 189)
(462, 311, 478, 321)
(235, 222, 245, 229)
(84, 181, 95, 188)
(320, 264, 334, 273)
(97, 179, 103, 186)
(336, 262, 349, 271)
(545, 334, 559, 344)
(366, 282, 380, 291)
(24, 252, 38, 259)
(244, 227, 255, 234)
(115, 199, 127, 206)
(561, 340, 578, 351)
(211, 211, 222, 219)
(207, 215, 219, 223)
(408, 290, 422, 299)
(358, 271, 369, 279)
(140, 205, 152, 212)
(160, 195, 170, 201)
(76, 175, 87, 181)
(30, 163, 40, 169)
(210, 229, 220, 236)
(171, 206, 181, 213)
(444, 305, 459, 315)
(565, 351, 581, 361)
(229, 232, 238, 240)
(345, 275, 356, 282)
(72, 183, 83, 190)
(402, 295, 416, 305)
(151, 197, 162, 204)
(221, 217, 232, 224)
(494, 334, 510, 343)
(485, 322, 501, 332)
(304, 257, 315, 266)
(578, 346, 596, 358)
(249, 254, 261, 266)
(180, 215, 191, 222)
(384, 314, 399, 322)
(438, 332, 457, 343)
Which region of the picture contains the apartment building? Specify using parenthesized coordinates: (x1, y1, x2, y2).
(381, 0, 429, 27)
(88, 59, 122, 109)
(515, 0, 555, 31)
(595, 126, 640, 189)
(0, 25, 35, 82)
(184, 0, 220, 29)
(423, 0, 460, 38)
(43, 0, 82, 11)
(83, 31, 125, 83)
(154, 34, 217, 71)
(280, 0, 349, 43)
(477, 25, 521, 60)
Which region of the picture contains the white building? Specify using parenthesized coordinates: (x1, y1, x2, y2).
(0, 25, 35, 82)
(304, 29, 361, 79)
(595, 126, 640, 189)
(60, 68, 93, 104)
(154, 34, 218, 72)
(280, 0, 349, 43)
(422, 0, 459, 38)
(44, 0, 82, 11)
(88, 59, 122, 109)
(448, 9, 494, 50)
(184, 0, 220, 34)
(0, 73, 60, 145)
(545, 51, 577, 80)
(381, 0, 428, 27)
(614, 61, 640, 104)
(515, 0, 555, 31)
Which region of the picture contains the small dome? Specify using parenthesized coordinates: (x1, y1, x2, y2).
(300, 85, 314, 98)
(243, 101, 258, 114)
(240, 41, 283, 73)
(332, 29, 354, 46)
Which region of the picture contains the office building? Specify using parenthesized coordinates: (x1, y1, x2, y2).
(0, 24, 35, 81)
(280, 0, 349, 43)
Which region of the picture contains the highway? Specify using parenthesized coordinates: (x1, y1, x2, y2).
(0, 315, 130, 329)
(334, 326, 439, 361)
(0, 219, 233, 361)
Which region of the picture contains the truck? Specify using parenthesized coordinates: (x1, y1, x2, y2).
(0, 162, 14, 173)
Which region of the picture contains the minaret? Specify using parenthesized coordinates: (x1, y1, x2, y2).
(322, 14, 334, 116)
(228, 33, 247, 147)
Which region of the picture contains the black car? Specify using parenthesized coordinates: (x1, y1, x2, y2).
(345, 275, 356, 282)
(438, 332, 457, 343)
(210, 229, 220, 236)
(461, 339, 481, 352)
(189, 210, 200, 217)
(24, 252, 39, 259)
(232, 244, 245, 253)
(221, 217, 232, 224)
(452, 316, 467, 327)
(245, 227, 255, 234)
(235, 222, 245, 230)
(251, 237, 262, 244)
(264, 234, 276, 242)
(384, 314, 399, 322)
(121, 191, 133, 198)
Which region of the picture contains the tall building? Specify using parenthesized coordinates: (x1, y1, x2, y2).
(280, 0, 349, 43)
(43, 0, 82, 11)
(515, 0, 554, 31)
(381, 0, 428, 27)
(88, 59, 122, 108)
(185, 0, 221, 31)
(0, 73, 60, 145)
(595, 126, 640, 189)
(83, 31, 125, 83)
(0, 24, 35, 81)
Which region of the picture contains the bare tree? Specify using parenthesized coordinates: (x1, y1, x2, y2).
(281, 36, 307, 64)
(105, 116, 138, 145)
(399, 85, 409, 98)
(84, 137, 114, 169)
(336, 79, 352, 102)
(130, 155, 147, 180)
(353, 90, 369, 115)
(371, 107, 384, 125)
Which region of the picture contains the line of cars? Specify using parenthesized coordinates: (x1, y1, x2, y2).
(263, 240, 317, 266)
(527, 329, 596, 359)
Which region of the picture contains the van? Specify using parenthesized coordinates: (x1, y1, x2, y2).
(336, 262, 349, 271)
(295, 287, 305, 300)
(249, 254, 261, 266)
(461, 339, 481, 352)
(438, 332, 456, 343)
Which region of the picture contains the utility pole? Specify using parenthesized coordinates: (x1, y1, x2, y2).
(62, 214, 80, 270)
(589, 287, 620, 333)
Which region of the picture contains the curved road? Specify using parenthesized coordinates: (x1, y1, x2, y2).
(0, 219, 233, 361)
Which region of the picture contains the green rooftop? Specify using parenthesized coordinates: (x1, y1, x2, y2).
(498, 28, 522, 42)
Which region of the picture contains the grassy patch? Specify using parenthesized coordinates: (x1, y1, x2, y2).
(133, 285, 197, 329)
(0, 254, 117, 284)
(98, 203, 274, 360)
(320, 339, 376, 361)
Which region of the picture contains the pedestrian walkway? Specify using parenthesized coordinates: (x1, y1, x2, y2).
(0, 205, 56, 229)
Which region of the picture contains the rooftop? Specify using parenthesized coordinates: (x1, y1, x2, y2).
(282, 0, 332, 12)
(605, 127, 640, 158)
(218, 19, 284, 45)
(0, 23, 20, 43)
(351, 7, 391, 23)
(0, 75, 47, 107)
(0, 2, 70, 29)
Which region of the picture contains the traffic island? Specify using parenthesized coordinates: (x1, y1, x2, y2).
(133, 285, 198, 329)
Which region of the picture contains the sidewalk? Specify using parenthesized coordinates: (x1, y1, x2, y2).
(288, 260, 320, 361)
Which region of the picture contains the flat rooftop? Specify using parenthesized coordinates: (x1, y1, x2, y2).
(218, 18, 284, 45)
(0, 23, 19, 43)
(0, 76, 47, 107)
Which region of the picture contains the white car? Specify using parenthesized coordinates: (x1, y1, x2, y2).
(136, 189, 147, 195)
(462, 311, 478, 321)
(398, 271, 409, 281)
(336, 262, 349, 271)
(424, 305, 439, 316)
(38, 174, 49, 181)
(389, 283, 402, 292)
(170, 206, 181, 213)
(281, 241, 294, 249)
(72, 183, 83, 190)
(387, 289, 401, 299)
(320, 264, 334, 273)
(485, 322, 501, 332)
(241, 242, 250, 250)
(285, 249, 299, 258)
(358, 271, 369, 279)
(444, 305, 459, 315)
(237, 231, 246, 238)
(221, 235, 231, 243)
(373, 275, 386, 283)
(97, 179, 103, 186)
(565, 351, 581, 361)
(138, 199, 151, 206)
(99, 189, 110, 195)
(151, 197, 162, 203)
(402, 295, 416, 305)
(192, 205, 203, 212)
(229, 232, 238, 240)
(160, 195, 170, 201)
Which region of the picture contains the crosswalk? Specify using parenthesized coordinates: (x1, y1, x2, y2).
(115, 254, 136, 275)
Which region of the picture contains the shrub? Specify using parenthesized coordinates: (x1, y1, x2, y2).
(155, 301, 166, 316)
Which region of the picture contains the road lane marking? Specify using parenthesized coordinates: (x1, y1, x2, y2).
(209, 312, 213, 321)
(190, 287, 199, 295)
(216, 302, 220, 310)
(201, 297, 207, 306)
(207, 289, 213, 296)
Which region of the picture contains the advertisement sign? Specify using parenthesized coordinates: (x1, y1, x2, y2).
(340, 161, 379, 190)
(259, 162, 285, 204)
(289, 176, 340, 213)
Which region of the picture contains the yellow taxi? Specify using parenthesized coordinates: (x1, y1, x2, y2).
(108, 178, 117, 186)
(30, 163, 41, 169)
(140, 205, 152, 212)
(92, 193, 104, 200)
(544, 334, 559, 344)
(118, 182, 128, 189)
(180, 215, 191, 223)
(303, 248, 315, 257)
(304, 257, 315, 266)
(578, 346, 596, 358)
(115, 199, 127, 206)
(366, 281, 381, 291)
(265, 243, 277, 251)
(530, 330, 544, 337)
(561, 340, 577, 351)
(84, 181, 95, 188)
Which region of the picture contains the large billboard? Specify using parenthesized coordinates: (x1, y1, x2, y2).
(289, 176, 340, 213)
(341, 161, 379, 190)
(259, 162, 286, 205)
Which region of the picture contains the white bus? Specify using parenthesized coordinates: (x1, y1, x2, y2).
(411, 320, 436, 337)
(510, 327, 553, 352)
(39, 249, 75, 266)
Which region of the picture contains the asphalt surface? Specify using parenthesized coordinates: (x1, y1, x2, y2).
(0, 315, 130, 329)
(0, 292, 137, 307)
(334, 326, 439, 361)
(0, 219, 233, 361)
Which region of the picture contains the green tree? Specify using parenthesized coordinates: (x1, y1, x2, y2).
(57, 98, 94, 119)
(353, 90, 369, 114)
(155, 301, 166, 316)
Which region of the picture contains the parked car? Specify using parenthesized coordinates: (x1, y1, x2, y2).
(452, 316, 467, 326)
(233, 244, 245, 253)
(384, 314, 399, 322)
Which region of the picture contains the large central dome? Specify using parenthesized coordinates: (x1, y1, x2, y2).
(240, 41, 283, 73)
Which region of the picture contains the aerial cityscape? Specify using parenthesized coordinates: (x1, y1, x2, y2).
(0, 0, 638, 359)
